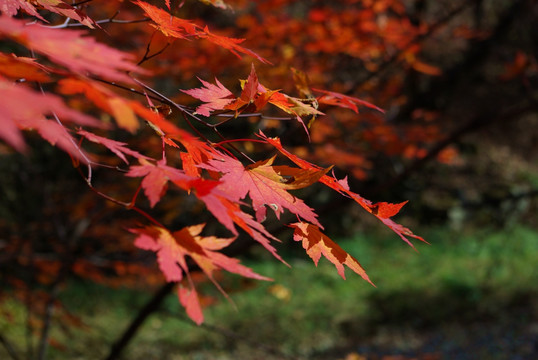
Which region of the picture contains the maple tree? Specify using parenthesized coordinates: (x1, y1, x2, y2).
(1, 0, 535, 358)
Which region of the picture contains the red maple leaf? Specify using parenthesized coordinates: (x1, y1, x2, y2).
(35, 0, 96, 28)
(258, 132, 426, 248)
(312, 88, 385, 114)
(1, 0, 46, 21)
(0, 80, 101, 155)
(224, 63, 259, 111)
(130, 223, 270, 324)
(77, 130, 148, 164)
(290, 222, 374, 284)
(133, 1, 269, 63)
(181, 78, 234, 116)
(2, 0, 96, 27)
(199, 152, 326, 227)
(134, 0, 199, 38)
(0, 16, 143, 83)
(126, 158, 193, 207)
(200, 26, 270, 64)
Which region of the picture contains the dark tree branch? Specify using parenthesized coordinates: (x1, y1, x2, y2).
(104, 282, 175, 360)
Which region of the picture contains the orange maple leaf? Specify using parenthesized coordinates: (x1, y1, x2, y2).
(290, 222, 373, 284)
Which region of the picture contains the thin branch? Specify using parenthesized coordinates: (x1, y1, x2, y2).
(213, 138, 266, 147)
(104, 282, 175, 360)
(137, 32, 171, 66)
(73, 165, 164, 228)
(216, 113, 294, 121)
(42, 16, 150, 29)
(91, 77, 163, 104)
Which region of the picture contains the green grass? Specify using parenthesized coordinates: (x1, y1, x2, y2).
(1, 225, 537, 359)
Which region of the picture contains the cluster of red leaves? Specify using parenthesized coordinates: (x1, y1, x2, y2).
(0, 0, 425, 325)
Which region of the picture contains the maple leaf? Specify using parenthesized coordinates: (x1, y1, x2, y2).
(222, 64, 260, 113)
(290, 222, 374, 284)
(258, 132, 426, 248)
(235, 63, 259, 103)
(178, 283, 204, 325)
(127, 103, 215, 168)
(312, 88, 385, 114)
(130, 223, 271, 323)
(182, 64, 322, 124)
(1, 0, 96, 27)
(126, 158, 193, 207)
(260, 81, 323, 134)
(77, 130, 148, 164)
(134, 1, 199, 38)
(194, 191, 287, 264)
(0, 15, 143, 83)
(35, 0, 96, 28)
(181, 77, 234, 116)
(0, 53, 51, 82)
(291, 68, 315, 99)
(0, 79, 100, 154)
(134, 1, 269, 63)
(0, 0, 46, 21)
(200, 26, 271, 64)
(59, 78, 140, 132)
(199, 152, 325, 226)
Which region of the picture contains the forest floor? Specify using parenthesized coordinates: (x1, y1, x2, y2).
(1, 224, 537, 359)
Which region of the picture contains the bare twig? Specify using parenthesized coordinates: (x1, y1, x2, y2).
(42, 16, 150, 29)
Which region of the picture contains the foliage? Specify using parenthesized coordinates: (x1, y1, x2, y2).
(0, 0, 427, 330)
(1, 0, 536, 358)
